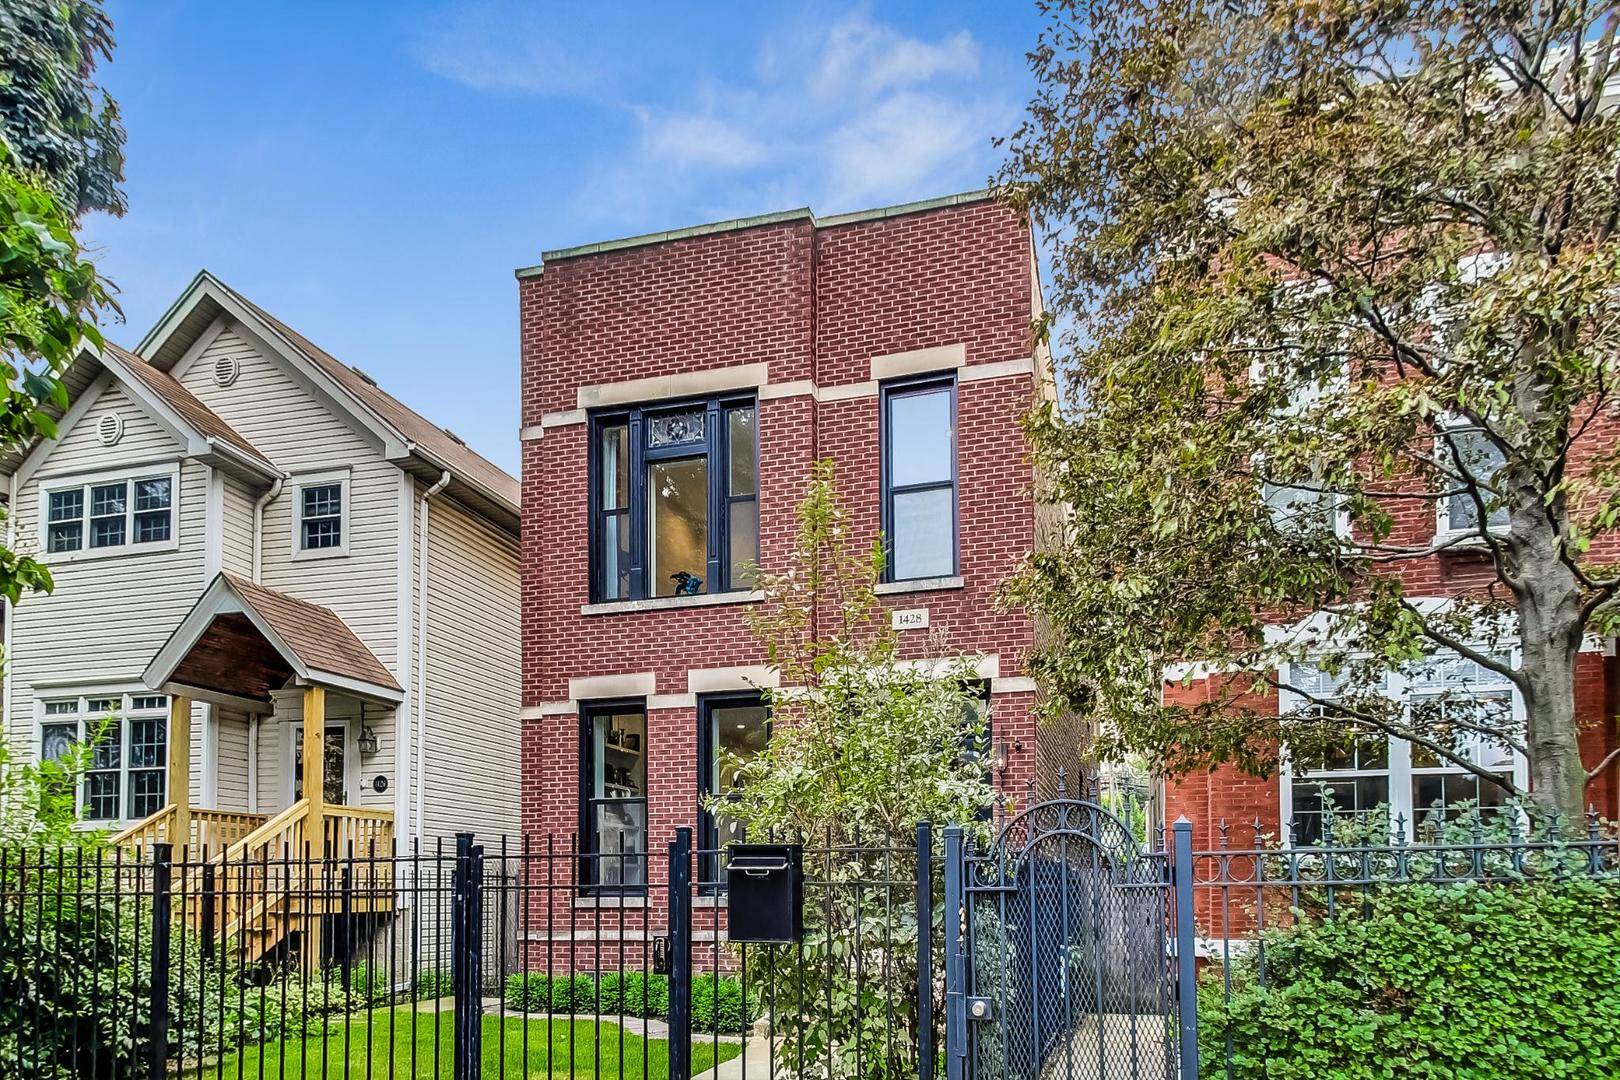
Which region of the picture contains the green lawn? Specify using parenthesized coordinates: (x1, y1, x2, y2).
(209, 1011, 743, 1079)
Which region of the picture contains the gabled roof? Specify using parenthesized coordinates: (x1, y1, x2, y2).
(104, 344, 278, 475)
(138, 271, 519, 533)
(0, 341, 283, 487)
(145, 572, 403, 707)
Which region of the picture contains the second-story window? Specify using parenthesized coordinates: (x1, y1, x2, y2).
(44, 470, 176, 556)
(881, 375, 958, 580)
(294, 472, 348, 557)
(590, 396, 757, 602)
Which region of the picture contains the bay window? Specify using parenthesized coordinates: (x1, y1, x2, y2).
(1282, 653, 1523, 844)
(589, 396, 757, 602)
(39, 692, 169, 821)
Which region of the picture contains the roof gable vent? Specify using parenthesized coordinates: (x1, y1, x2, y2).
(213, 355, 241, 387)
(96, 412, 124, 446)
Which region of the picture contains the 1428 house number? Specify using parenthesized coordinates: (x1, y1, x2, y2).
(891, 608, 929, 631)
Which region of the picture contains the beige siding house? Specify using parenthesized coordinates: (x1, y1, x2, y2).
(1, 271, 521, 865)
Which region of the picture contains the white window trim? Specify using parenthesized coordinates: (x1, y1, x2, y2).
(1433, 418, 1509, 545)
(37, 689, 170, 826)
(1278, 652, 1530, 841)
(38, 462, 181, 563)
(291, 468, 350, 561)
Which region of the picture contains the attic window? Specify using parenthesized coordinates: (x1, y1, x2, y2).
(96, 413, 124, 446)
(212, 355, 241, 387)
(292, 471, 349, 559)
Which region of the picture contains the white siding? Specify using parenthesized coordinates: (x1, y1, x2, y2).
(7, 381, 208, 780)
(176, 327, 402, 670)
(219, 475, 256, 577)
(421, 496, 521, 843)
(215, 708, 251, 811)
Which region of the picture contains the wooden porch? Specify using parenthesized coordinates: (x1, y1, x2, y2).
(123, 574, 408, 965)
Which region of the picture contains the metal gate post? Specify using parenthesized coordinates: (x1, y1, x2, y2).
(916, 822, 935, 1080)
(941, 825, 966, 1080)
(451, 832, 484, 1080)
(667, 827, 694, 1080)
(148, 842, 174, 1080)
(1172, 818, 1200, 1080)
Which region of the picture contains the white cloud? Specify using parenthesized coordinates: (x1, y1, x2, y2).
(821, 91, 1000, 206)
(611, 14, 1006, 215)
(811, 18, 980, 99)
(638, 110, 769, 170)
(408, 3, 607, 96)
(417, 7, 1016, 225)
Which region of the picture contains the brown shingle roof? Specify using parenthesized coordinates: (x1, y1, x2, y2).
(216, 285, 518, 510)
(106, 344, 277, 473)
(223, 573, 401, 692)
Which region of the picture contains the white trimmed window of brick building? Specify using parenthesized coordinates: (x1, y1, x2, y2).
(1279, 652, 1526, 845)
(38, 691, 170, 822)
(1434, 420, 1510, 541)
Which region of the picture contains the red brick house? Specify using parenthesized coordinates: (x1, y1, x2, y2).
(1162, 486, 1620, 853)
(516, 193, 1048, 920)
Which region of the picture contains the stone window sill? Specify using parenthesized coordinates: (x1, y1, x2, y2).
(874, 575, 965, 596)
(580, 590, 763, 616)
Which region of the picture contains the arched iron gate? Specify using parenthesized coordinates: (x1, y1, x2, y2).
(942, 801, 1198, 1080)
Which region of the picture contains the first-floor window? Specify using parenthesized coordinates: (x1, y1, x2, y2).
(1284, 653, 1521, 844)
(40, 693, 169, 821)
(698, 693, 769, 887)
(581, 703, 648, 893)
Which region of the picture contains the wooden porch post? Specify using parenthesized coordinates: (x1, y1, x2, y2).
(302, 685, 326, 970)
(167, 696, 192, 854)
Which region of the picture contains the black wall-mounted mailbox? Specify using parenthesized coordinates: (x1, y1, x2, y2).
(726, 844, 803, 943)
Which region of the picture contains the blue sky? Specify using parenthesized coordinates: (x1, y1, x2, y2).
(81, 2, 1044, 475)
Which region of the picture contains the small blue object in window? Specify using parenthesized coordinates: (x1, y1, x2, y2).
(670, 571, 703, 596)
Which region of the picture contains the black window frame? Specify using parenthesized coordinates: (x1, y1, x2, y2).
(697, 690, 771, 890)
(880, 374, 959, 582)
(579, 699, 650, 896)
(588, 394, 759, 603)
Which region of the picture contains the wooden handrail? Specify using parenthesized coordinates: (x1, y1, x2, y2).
(109, 804, 175, 853)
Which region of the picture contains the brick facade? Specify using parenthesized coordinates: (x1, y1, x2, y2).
(516, 195, 1044, 954)
(1162, 545, 1620, 838)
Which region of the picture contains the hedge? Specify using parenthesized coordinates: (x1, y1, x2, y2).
(1199, 878, 1620, 1079)
(503, 971, 753, 1033)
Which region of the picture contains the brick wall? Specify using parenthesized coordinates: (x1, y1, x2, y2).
(517, 196, 1043, 954)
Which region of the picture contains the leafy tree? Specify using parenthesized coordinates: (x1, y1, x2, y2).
(712, 460, 998, 1078)
(0, 140, 114, 608)
(0, 0, 126, 217)
(1000, 0, 1620, 818)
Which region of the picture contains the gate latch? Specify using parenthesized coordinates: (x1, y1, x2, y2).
(966, 996, 994, 1021)
(652, 936, 670, 975)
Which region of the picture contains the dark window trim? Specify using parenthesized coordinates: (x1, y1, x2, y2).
(696, 690, 771, 891)
(579, 698, 649, 896)
(880, 373, 959, 582)
(588, 395, 758, 603)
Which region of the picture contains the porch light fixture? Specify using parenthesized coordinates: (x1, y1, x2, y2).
(357, 726, 380, 757)
(991, 740, 1010, 774)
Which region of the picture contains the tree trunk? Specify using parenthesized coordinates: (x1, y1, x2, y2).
(1507, 354, 1589, 822)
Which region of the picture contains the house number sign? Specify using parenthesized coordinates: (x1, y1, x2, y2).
(891, 608, 929, 631)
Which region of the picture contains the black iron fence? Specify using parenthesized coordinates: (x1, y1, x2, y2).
(3, 806, 1618, 1080)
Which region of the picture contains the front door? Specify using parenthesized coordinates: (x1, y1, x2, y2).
(292, 721, 347, 805)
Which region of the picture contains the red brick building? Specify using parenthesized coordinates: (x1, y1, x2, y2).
(1161, 479, 1620, 853)
(516, 193, 1047, 921)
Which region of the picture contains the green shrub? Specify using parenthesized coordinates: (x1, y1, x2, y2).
(690, 972, 754, 1033)
(1200, 878, 1620, 1079)
(498, 969, 752, 1031)
(412, 968, 452, 1000)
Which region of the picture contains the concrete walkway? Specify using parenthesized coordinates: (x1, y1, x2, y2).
(693, 1036, 774, 1080)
